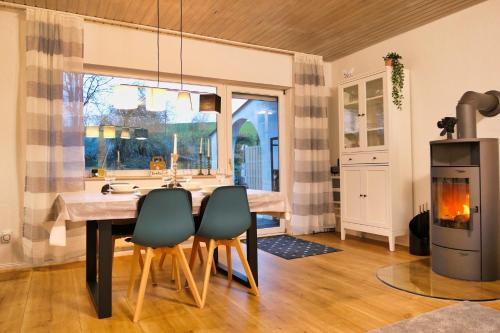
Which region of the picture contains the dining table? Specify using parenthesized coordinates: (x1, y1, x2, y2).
(51, 188, 287, 319)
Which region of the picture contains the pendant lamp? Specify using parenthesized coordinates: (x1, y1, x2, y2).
(176, 0, 193, 112)
(145, 0, 168, 112)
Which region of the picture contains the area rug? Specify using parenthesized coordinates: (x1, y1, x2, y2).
(243, 235, 341, 260)
(368, 302, 500, 333)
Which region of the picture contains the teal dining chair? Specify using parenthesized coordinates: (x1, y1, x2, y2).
(188, 186, 259, 308)
(127, 188, 202, 322)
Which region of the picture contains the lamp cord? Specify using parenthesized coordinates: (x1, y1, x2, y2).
(180, 0, 183, 91)
(157, 0, 160, 87)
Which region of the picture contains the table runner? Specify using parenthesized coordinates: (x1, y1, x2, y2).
(50, 190, 287, 246)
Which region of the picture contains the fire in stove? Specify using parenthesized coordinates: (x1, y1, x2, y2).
(434, 180, 470, 229)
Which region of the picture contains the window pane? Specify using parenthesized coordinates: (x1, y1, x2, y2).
(231, 93, 279, 229)
(83, 74, 218, 171)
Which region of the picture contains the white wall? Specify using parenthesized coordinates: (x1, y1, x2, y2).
(328, 0, 500, 214)
(0, 9, 24, 266)
(84, 22, 293, 88)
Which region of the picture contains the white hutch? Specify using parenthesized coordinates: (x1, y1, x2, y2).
(338, 67, 413, 251)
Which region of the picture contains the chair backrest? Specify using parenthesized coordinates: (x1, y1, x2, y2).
(132, 188, 195, 248)
(197, 186, 251, 240)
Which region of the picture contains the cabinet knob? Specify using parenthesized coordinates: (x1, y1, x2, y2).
(363, 194, 367, 197)
(348, 158, 353, 161)
(372, 156, 377, 160)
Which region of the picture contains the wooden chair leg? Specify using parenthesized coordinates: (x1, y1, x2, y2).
(175, 244, 202, 308)
(209, 241, 217, 275)
(201, 239, 216, 308)
(133, 247, 154, 322)
(197, 246, 204, 264)
(149, 259, 158, 286)
(226, 245, 232, 283)
(188, 237, 200, 271)
(173, 254, 182, 291)
(127, 245, 141, 298)
(234, 238, 259, 296)
(158, 252, 167, 269)
(171, 255, 177, 281)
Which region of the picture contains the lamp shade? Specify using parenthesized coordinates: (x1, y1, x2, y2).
(85, 126, 100, 138)
(103, 126, 116, 139)
(176, 91, 193, 112)
(120, 127, 131, 139)
(145, 87, 168, 112)
(135, 128, 149, 140)
(112, 85, 140, 110)
(199, 93, 221, 113)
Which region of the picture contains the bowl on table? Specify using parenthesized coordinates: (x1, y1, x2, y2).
(181, 181, 202, 191)
(110, 183, 136, 193)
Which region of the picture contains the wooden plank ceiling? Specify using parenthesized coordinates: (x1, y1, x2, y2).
(6, 0, 485, 60)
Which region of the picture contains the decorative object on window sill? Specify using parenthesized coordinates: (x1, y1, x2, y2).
(150, 156, 167, 171)
(383, 52, 405, 110)
(200, 93, 222, 113)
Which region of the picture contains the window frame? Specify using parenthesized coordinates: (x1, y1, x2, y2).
(82, 66, 226, 176)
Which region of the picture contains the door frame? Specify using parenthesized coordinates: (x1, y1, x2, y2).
(224, 85, 287, 236)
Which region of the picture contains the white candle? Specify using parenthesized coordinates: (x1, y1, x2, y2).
(170, 156, 173, 169)
(199, 137, 203, 154)
(207, 138, 211, 158)
(173, 134, 178, 155)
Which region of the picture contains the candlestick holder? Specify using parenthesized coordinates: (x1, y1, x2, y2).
(171, 153, 179, 188)
(198, 152, 204, 175)
(207, 156, 212, 175)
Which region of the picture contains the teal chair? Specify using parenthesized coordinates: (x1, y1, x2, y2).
(188, 186, 259, 308)
(127, 188, 202, 322)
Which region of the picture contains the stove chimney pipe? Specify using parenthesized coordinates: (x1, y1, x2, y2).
(456, 90, 500, 138)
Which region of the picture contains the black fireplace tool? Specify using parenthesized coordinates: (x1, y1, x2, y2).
(409, 204, 430, 256)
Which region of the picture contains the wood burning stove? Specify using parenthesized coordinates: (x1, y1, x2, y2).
(430, 139, 499, 281)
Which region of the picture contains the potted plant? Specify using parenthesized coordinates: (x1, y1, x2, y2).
(383, 52, 405, 110)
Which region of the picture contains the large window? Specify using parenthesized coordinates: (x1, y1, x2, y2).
(83, 74, 218, 171)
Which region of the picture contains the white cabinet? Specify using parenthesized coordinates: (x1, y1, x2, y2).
(339, 68, 413, 251)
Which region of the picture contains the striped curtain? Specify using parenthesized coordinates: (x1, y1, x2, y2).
(290, 53, 335, 235)
(23, 8, 85, 264)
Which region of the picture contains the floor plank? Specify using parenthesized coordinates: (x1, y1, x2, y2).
(1, 232, 499, 332)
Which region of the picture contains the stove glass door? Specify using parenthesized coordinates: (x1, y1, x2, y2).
(432, 177, 471, 230)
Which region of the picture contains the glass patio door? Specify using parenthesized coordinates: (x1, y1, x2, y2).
(227, 87, 285, 235)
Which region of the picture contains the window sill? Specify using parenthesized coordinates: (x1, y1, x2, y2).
(84, 174, 216, 182)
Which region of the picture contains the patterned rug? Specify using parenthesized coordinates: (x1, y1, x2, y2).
(368, 302, 500, 333)
(244, 235, 341, 260)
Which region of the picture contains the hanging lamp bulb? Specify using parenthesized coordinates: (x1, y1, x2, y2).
(176, 91, 193, 112)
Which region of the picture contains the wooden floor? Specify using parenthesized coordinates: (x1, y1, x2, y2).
(1, 232, 499, 332)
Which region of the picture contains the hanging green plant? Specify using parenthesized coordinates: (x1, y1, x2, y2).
(383, 52, 404, 110)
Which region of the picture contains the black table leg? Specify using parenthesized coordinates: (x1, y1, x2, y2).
(86, 220, 113, 319)
(214, 212, 258, 288)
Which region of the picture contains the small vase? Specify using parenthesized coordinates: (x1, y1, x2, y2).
(384, 58, 394, 66)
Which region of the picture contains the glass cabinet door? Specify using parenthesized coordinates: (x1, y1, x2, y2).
(343, 84, 360, 149)
(365, 78, 385, 147)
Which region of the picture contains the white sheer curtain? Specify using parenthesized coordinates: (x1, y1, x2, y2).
(289, 53, 335, 235)
(23, 8, 85, 264)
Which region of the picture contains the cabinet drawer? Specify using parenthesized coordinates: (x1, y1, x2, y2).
(341, 152, 389, 165)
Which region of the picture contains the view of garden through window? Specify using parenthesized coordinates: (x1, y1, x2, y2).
(83, 74, 218, 171)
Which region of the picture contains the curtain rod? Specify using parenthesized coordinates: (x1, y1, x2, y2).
(0, 0, 295, 57)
